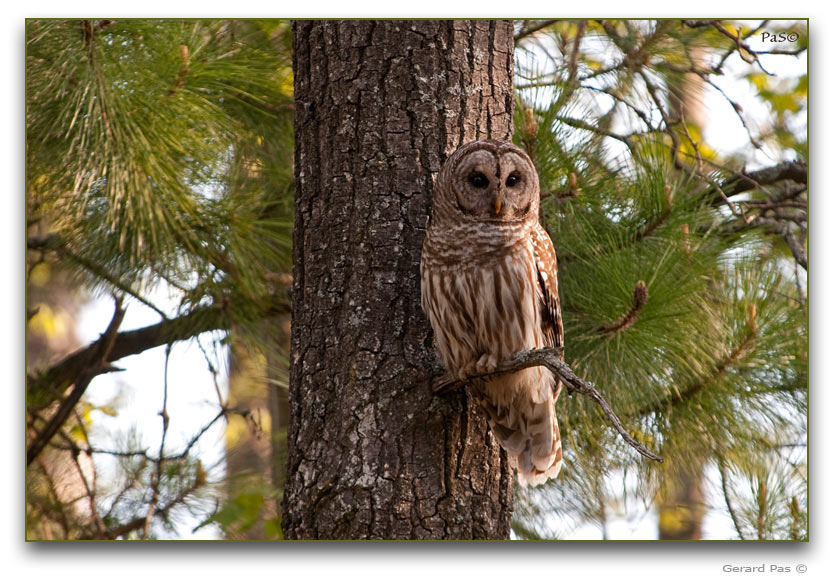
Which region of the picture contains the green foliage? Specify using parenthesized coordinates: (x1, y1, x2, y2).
(194, 478, 283, 540)
(26, 19, 294, 334)
(512, 19, 807, 540)
(26, 19, 295, 540)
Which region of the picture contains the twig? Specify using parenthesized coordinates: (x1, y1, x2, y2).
(580, 84, 657, 132)
(432, 347, 663, 463)
(27, 234, 168, 318)
(143, 344, 173, 539)
(724, 215, 807, 270)
(567, 22, 586, 82)
(49, 440, 152, 459)
(702, 75, 762, 149)
(557, 21, 588, 105)
(637, 69, 685, 169)
(514, 19, 559, 42)
(64, 421, 107, 536)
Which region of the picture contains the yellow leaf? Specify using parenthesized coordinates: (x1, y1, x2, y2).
(29, 262, 51, 287)
(70, 424, 89, 444)
(28, 304, 69, 339)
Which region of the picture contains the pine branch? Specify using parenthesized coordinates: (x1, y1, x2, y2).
(558, 203, 673, 263)
(636, 325, 757, 417)
(597, 280, 649, 335)
(555, 114, 638, 153)
(432, 347, 663, 463)
(79, 477, 204, 540)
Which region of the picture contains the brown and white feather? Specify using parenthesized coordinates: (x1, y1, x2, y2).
(421, 140, 564, 486)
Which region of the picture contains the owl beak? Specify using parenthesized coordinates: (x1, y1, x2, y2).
(494, 198, 502, 215)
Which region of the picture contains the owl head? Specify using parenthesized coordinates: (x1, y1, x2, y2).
(432, 140, 540, 227)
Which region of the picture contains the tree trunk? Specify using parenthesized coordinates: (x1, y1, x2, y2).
(658, 55, 708, 541)
(657, 464, 705, 540)
(283, 20, 515, 540)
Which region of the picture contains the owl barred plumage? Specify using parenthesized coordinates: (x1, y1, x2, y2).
(421, 139, 564, 486)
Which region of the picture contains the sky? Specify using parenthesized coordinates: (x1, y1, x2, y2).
(78, 288, 229, 540)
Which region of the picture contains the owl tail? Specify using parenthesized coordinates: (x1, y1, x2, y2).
(472, 368, 563, 487)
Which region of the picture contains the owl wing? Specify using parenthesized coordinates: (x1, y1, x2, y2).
(531, 223, 563, 352)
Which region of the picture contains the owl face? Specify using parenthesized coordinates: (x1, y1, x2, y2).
(439, 140, 539, 224)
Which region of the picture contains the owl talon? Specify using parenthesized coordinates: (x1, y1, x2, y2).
(458, 365, 476, 382)
(476, 353, 499, 375)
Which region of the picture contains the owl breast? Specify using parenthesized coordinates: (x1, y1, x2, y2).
(421, 238, 546, 378)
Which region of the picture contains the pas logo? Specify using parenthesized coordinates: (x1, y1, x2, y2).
(761, 31, 800, 42)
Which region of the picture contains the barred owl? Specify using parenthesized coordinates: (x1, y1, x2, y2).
(421, 139, 564, 486)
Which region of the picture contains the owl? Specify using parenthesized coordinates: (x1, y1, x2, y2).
(421, 139, 564, 486)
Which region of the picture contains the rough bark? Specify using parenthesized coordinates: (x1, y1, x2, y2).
(284, 20, 515, 540)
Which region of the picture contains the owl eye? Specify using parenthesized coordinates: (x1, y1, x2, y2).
(506, 172, 521, 187)
(468, 173, 489, 189)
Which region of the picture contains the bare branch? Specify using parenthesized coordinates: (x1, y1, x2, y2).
(433, 347, 663, 463)
(719, 457, 749, 540)
(27, 297, 126, 466)
(719, 161, 808, 200)
(27, 297, 289, 408)
(143, 344, 173, 539)
(514, 19, 559, 42)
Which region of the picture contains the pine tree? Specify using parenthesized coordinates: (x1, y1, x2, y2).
(26, 19, 295, 539)
(284, 19, 516, 540)
(510, 19, 807, 540)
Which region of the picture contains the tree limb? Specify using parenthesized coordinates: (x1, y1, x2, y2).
(718, 161, 807, 201)
(27, 297, 290, 409)
(432, 347, 663, 463)
(27, 297, 126, 465)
